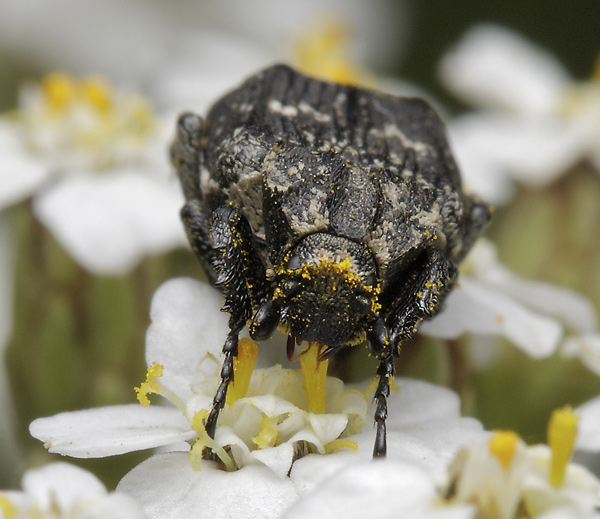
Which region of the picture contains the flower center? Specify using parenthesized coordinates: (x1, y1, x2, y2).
(0, 496, 17, 518)
(16, 72, 157, 171)
(293, 17, 365, 85)
(547, 406, 578, 488)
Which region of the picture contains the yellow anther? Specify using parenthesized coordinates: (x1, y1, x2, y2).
(299, 341, 329, 414)
(252, 416, 280, 449)
(548, 406, 579, 488)
(488, 430, 519, 470)
(294, 18, 364, 85)
(80, 76, 112, 113)
(325, 438, 358, 454)
(42, 72, 77, 111)
(134, 362, 164, 406)
(226, 338, 259, 405)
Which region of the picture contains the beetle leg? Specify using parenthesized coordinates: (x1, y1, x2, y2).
(203, 206, 269, 439)
(387, 248, 458, 344)
(181, 199, 218, 282)
(170, 112, 204, 201)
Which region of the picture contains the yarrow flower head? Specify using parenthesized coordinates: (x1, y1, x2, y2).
(438, 24, 600, 204)
(0, 72, 185, 274)
(13, 72, 156, 172)
(30, 277, 485, 517)
(0, 462, 145, 519)
(442, 407, 600, 518)
(134, 336, 368, 476)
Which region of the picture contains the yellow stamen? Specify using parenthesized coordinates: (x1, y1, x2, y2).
(325, 438, 358, 454)
(488, 430, 519, 470)
(299, 342, 329, 414)
(134, 362, 187, 413)
(190, 410, 236, 472)
(80, 76, 112, 113)
(548, 406, 579, 488)
(0, 496, 17, 518)
(134, 362, 164, 407)
(293, 18, 365, 85)
(252, 416, 280, 449)
(42, 72, 77, 111)
(226, 338, 259, 405)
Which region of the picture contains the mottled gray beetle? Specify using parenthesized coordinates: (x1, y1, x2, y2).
(171, 64, 490, 458)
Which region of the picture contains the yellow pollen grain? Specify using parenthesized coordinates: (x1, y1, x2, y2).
(134, 362, 164, 406)
(488, 430, 519, 470)
(299, 341, 329, 414)
(81, 76, 112, 113)
(42, 72, 77, 111)
(548, 406, 579, 488)
(227, 338, 259, 405)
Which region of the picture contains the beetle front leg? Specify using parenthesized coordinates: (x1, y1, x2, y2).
(204, 206, 269, 439)
(387, 248, 458, 344)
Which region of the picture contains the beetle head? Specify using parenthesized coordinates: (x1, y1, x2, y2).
(250, 233, 380, 350)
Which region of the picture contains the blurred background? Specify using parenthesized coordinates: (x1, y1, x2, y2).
(1, 0, 599, 488)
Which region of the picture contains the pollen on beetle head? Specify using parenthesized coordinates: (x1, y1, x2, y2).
(226, 337, 259, 405)
(547, 406, 578, 488)
(488, 430, 519, 470)
(299, 341, 329, 414)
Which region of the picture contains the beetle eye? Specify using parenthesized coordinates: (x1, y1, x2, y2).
(249, 299, 281, 341)
(286, 253, 301, 270)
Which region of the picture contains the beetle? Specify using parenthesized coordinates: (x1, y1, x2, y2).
(170, 64, 491, 458)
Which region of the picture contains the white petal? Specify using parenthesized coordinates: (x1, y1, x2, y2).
(576, 395, 600, 452)
(32, 171, 186, 275)
(449, 112, 586, 188)
(448, 119, 515, 205)
(562, 335, 600, 376)
(386, 378, 463, 425)
(421, 279, 562, 358)
(118, 452, 299, 519)
(285, 460, 474, 519)
(251, 443, 296, 479)
(22, 462, 107, 507)
(146, 278, 229, 401)
(29, 404, 195, 458)
(439, 24, 570, 116)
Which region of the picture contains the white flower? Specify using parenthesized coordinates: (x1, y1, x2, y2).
(439, 24, 600, 204)
(31, 276, 486, 517)
(0, 462, 145, 518)
(441, 409, 600, 519)
(421, 238, 598, 363)
(576, 395, 600, 453)
(30, 278, 482, 472)
(0, 73, 186, 275)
